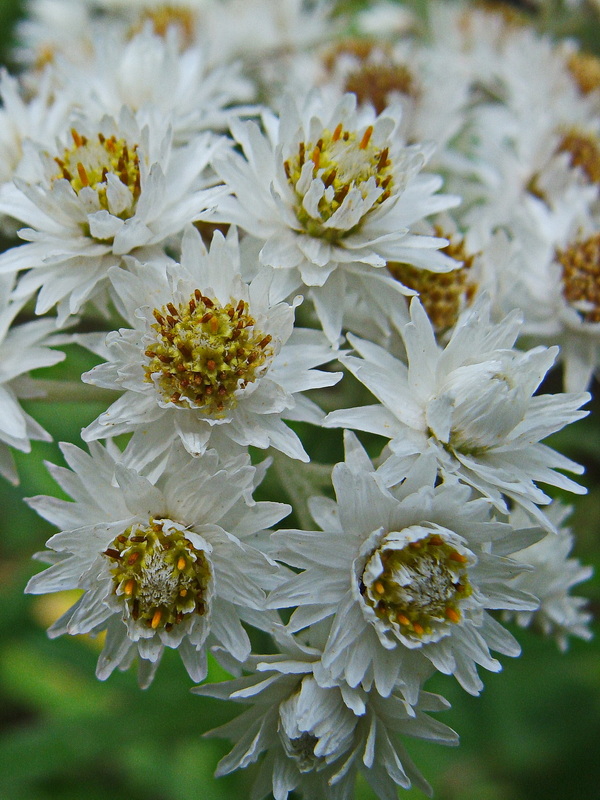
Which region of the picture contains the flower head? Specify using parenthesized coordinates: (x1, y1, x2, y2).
(81, 225, 341, 463)
(268, 432, 538, 700)
(325, 296, 590, 531)
(26, 439, 289, 687)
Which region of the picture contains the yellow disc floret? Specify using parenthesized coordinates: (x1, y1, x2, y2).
(556, 129, 600, 185)
(145, 290, 274, 415)
(103, 518, 211, 631)
(284, 122, 394, 241)
(388, 230, 477, 333)
(132, 5, 196, 48)
(53, 129, 141, 214)
(362, 532, 472, 639)
(557, 233, 600, 323)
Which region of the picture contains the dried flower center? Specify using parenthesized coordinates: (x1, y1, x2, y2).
(53, 128, 141, 214)
(388, 232, 477, 332)
(344, 62, 418, 115)
(133, 5, 196, 47)
(556, 234, 600, 323)
(362, 532, 472, 639)
(103, 518, 211, 631)
(144, 290, 274, 415)
(556, 129, 600, 185)
(567, 51, 600, 96)
(284, 122, 394, 241)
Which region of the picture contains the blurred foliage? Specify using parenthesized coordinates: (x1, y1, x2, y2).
(0, 1, 599, 800)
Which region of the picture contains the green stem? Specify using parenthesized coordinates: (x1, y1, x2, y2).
(27, 380, 120, 405)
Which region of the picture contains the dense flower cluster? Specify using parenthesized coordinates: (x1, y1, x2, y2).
(0, 1, 595, 798)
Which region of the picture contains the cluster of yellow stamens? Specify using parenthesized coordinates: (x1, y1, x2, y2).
(130, 5, 196, 48)
(556, 233, 600, 323)
(53, 128, 141, 214)
(103, 518, 211, 632)
(284, 122, 394, 241)
(556, 129, 600, 185)
(144, 290, 273, 416)
(363, 533, 472, 639)
(388, 231, 477, 333)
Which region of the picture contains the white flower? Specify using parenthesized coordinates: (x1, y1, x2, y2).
(503, 503, 593, 651)
(0, 274, 65, 484)
(212, 90, 459, 341)
(196, 638, 457, 800)
(51, 24, 256, 145)
(0, 105, 225, 323)
(81, 225, 341, 464)
(26, 438, 290, 687)
(268, 432, 539, 701)
(325, 296, 590, 531)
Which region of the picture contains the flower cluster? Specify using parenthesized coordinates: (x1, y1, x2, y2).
(0, 1, 594, 798)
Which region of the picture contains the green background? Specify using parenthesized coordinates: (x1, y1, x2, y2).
(1, 2, 599, 799)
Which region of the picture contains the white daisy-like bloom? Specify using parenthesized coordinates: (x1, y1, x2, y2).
(212, 90, 460, 341)
(50, 24, 255, 145)
(495, 197, 600, 392)
(0, 106, 226, 323)
(268, 432, 540, 701)
(0, 274, 66, 485)
(325, 297, 590, 532)
(196, 637, 457, 800)
(81, 225, 341, 463)
(503, 504, 593, 651)
(25, 438, 290, 687)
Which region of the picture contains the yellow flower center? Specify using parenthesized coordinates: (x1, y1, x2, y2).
(567, 51, 600, 96)
(362, 532, 472, 638)
(103, 518, 211, 631)
(144, 290, 273, 416)
(132, 5, 196, 48)
(387, 231, 477, 333)
(284, 122, 394, 242)
(556, 234, 600, 323)
(53, 129, 141, 214)
(345, 62, 418, 115)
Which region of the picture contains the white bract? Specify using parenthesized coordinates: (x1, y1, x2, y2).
(325, 297, 590, 531)
(26, 439, 289, 687)
(81, 226, 341, 463)
(0, 274, 65, 484)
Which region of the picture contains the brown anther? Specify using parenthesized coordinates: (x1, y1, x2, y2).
(323, 169, 337, 188)
(259, 334, 272, 349)
(374, 581, 385, 595)
(283, 160, 291, 179)
(77, 161, 90, 186)
(117, 535, 127, 543)
(332, 123, 343, 142)
(397, 613, 411, 626)
(209, 316, 220, 333)
(98, 132, 105, 144)
(156, 353, 171, 364)
(312, 146, 321, 170)
(129, 535, 146, 543)
(445, 607, 460, 623)
(334, 184, 350, 204)
(71, 128, 83, 147)
(298, 141, 305, 166)
(203, 296, 214, 308)
(104, 548, 121, 559)
(171, 391, 181, 402)
(124, 579, 135, 596)
(377, 148, 389, 171)
(166, 315, 177, 327)
(167, 302, 178, 316)
(177, 556, 186, 570)
(151, 609, 162, 629)
(360, 125, 374, 150)
(449, 552, 468, 564)
(127, 552, 141, 566)
(412, 622, 424, 635)
(206, 359, 217, 371)
(217, 386, 227, 396)
(194, 289, 202, 302)
(200, 312, 213, 323)
(429, 535, 444, 546)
